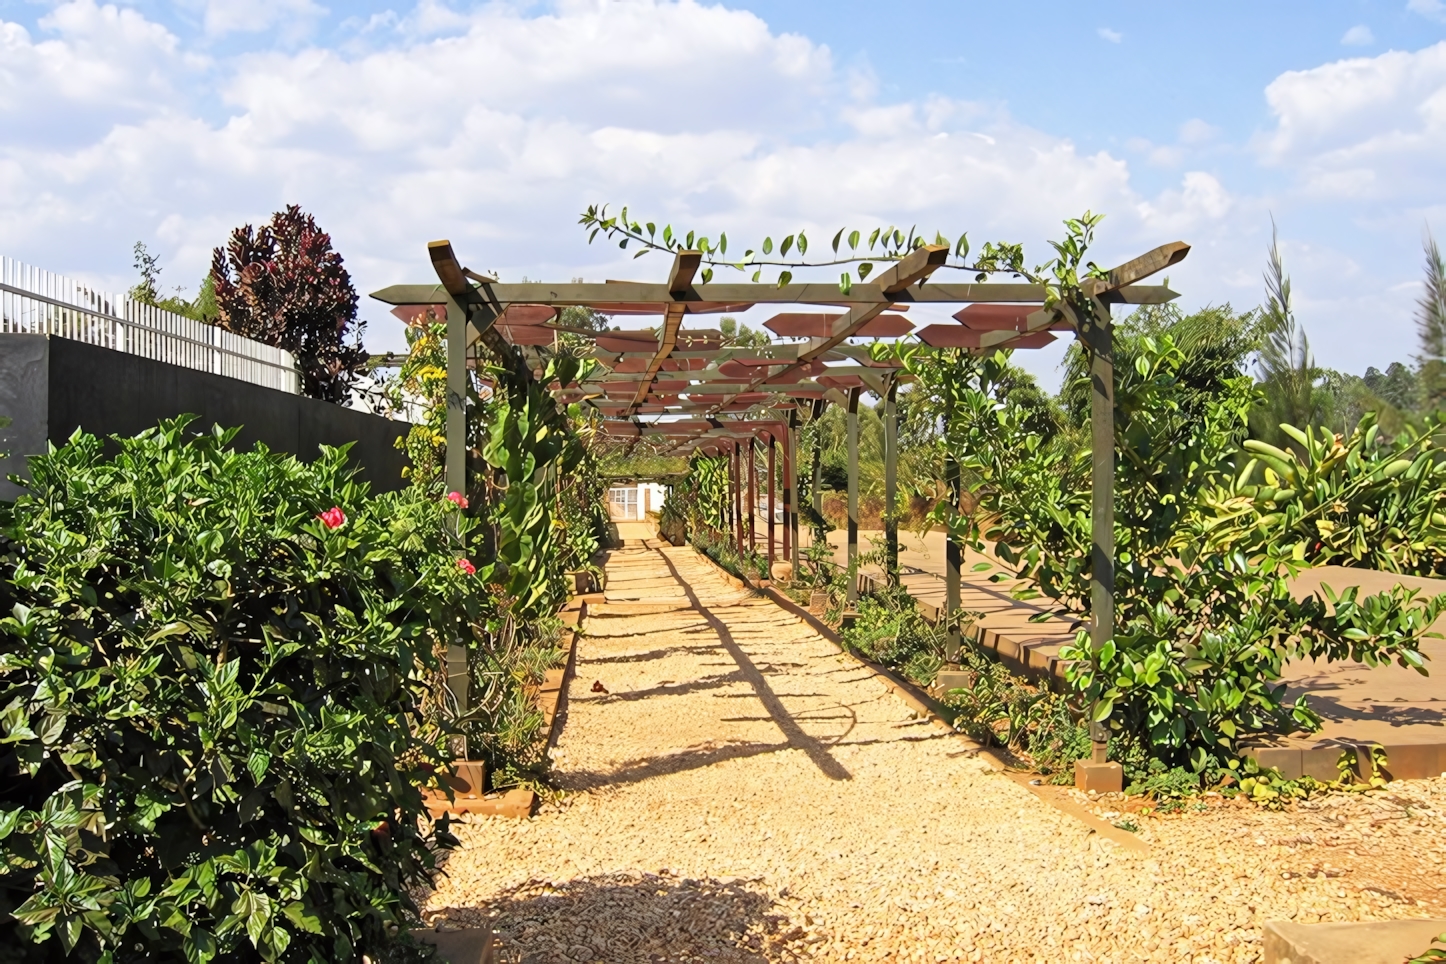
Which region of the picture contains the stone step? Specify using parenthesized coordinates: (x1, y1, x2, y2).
(1263, 919, 1446, 964)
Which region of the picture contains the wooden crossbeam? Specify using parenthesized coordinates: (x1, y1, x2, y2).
(1091, 241, 1189, 295)
(625, 250, 701, 415)
(371, 280, 1180, 309)
(713, 244, 948, 412)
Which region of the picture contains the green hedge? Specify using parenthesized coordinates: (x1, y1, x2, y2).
(0, 421, 477, 963)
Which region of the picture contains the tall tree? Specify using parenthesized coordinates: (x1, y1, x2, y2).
(1250, 222, 1332, 449)
(210, 205, 367, 403)
(1417, 227, 1446, 409)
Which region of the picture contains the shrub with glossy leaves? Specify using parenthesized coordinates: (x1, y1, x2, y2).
(0, 420, 476, 963)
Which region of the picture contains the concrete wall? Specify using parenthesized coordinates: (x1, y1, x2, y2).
(0, 334, 410, 498)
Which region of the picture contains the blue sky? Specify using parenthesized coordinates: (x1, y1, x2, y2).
(2, 0, 1445, 388)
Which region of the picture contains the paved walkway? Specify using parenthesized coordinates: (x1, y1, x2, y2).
(422, 541, 1446, 963)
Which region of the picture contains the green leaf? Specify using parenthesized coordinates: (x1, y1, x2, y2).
(849, 230, 860, 251)
(762, 236, 773, 255)
(780, 235, 794, 258)
(832, 228, 844, 254)
(283, 901, 325, 935)
(777, 271, 793, 288)
(857, 263, 873, 281)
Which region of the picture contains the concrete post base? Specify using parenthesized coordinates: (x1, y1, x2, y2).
(1074, 760, 1123, 793)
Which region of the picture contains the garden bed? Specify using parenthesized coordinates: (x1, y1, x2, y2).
(423, 599, 587, 820)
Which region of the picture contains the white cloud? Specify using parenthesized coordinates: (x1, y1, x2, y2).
(3, 0, 1421, 383)
(1408, 0, 1446, 23)
(1178, 118, 1219, 145)
(1097, 27, 1122, 43)
(1341, 24, 1375, 45)
(200, 0, 327, 39)
(1258, 41, 1446, 201)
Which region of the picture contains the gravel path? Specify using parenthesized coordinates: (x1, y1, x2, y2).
(421, 542, 1446, 963)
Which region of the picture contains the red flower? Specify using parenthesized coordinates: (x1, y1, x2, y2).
(445, 491, 469, 509)
(456, 558, 476, 575)
(318, 506, 346, 529)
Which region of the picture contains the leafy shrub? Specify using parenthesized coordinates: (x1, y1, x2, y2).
(839, 585, 942, 685)
(692, 527, 769, 583)
(0, 421, 474, 963)
(1124, 760, 1203, 800)
(900, 337, 1446, 771)
(937, 647, 1089, 782)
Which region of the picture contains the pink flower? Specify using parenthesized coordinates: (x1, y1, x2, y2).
(445, 491, 469, 509)
(318, 507, 346, 530)
(456, 558, 476, 575)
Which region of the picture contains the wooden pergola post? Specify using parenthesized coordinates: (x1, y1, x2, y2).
(781, 424, 793, 567)
(883, 375, 899, 586)
(945, 452, 962, 664)
(810, 398, 825, 531)
(1084, 298, 1115, 684)
(733, 441, 745, 561)
(846, 386, 861, 605)
(747, 436, 757, 554)
(787, 409, 801, 572)
(767, 433, 777, 564)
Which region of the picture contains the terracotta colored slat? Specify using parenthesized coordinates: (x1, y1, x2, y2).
(496, 304, 559, 326)
(951, 303, 1036, 330)
(763, 312, 912, 338)
(503, 326, 555, 346)
(917, 325, 986, 348)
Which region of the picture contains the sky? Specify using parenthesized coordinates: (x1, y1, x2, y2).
(2, 0, 1445, 389)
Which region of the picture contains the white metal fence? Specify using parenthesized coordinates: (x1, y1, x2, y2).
(0, 255, 300, 394)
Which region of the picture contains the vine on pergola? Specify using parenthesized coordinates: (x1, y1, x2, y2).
(580, 203, 1110, 301)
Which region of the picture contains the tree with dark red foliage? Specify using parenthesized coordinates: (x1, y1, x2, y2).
(211, 205, 369, 403)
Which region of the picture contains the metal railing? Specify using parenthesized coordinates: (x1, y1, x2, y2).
(0, 255, 300, 394)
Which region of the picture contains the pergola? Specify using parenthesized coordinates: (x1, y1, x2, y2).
(371, 237, 1188, 693)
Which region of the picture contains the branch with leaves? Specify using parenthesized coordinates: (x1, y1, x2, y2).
(579, 204, 1108, 296)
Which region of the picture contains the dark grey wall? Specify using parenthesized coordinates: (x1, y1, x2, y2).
(0, 334, 410, 498)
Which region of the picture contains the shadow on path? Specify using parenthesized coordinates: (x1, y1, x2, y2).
(478, 872, 804, 964)
(655, 548, 853, 782)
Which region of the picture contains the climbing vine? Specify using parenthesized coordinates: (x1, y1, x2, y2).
(580, 204, 1108, 297)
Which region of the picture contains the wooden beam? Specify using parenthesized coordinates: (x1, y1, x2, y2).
(627, 250, 701, 415)
(883, 376, 898, 585)
(722, 245, 949, 410)
(372, 280, 1181, 309)
(845, 386, 861, 605)
(1092, 241, 1190, 295)
(668, 250, 703, 294)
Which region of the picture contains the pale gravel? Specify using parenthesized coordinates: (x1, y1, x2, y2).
(420, 542, 1446, 963)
